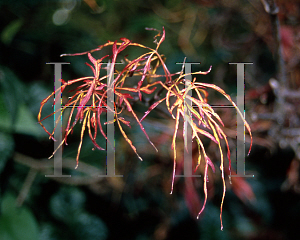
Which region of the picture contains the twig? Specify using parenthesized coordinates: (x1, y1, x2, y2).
(13, 152, 105, 186)
(16, 168, 37, 207)
(261, 0, 286, 86)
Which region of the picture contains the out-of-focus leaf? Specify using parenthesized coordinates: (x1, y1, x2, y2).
(199, 204, 230, 240)
(73, 213, 108, 240)
(50, 187, 85, 223)
(27, 82, 54, 137)
(38, 223, 57, 240)
(0, 194, 39, 240)
(50, 187, 108, 240)
(0, 67, 25, 127)
(0, 19, 23, 45)
(0, 132, 14, 173)
(234, 216, 256, 236)
(0, 95, 45, 137)
(230, 176, 255, 204)
(14, 103, 46, 138)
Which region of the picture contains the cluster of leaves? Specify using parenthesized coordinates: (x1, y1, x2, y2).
(38, 27, 252, 229)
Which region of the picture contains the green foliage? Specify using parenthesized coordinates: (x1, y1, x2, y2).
(0, 67, 24, 128)
(0, 132, 14, 172)
(0, 67, 45, 137)
(1, 19, 23, 45)
(49, 187, 108, 240)
(0, 194, 39, 240)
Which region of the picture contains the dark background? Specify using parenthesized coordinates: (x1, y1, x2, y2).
(0, 0, 300, 239)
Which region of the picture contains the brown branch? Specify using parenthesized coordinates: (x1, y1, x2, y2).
(13, 152, 105, 186)
(16, 168, 37, 207)
(261, 0, 287, 103)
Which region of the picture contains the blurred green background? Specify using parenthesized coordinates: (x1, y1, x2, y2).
(0, 0, 300, 239)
